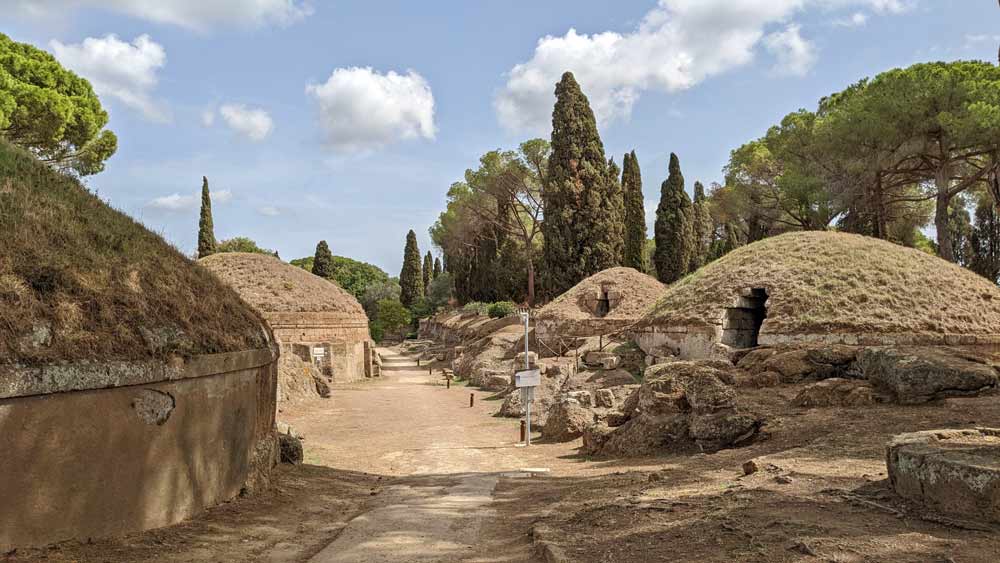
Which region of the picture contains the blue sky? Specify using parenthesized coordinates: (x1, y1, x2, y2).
(6, 1, 997, 275)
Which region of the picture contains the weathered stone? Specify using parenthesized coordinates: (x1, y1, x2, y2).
(594, 388, 616, 408)
(886, 428, 1000, 523)
(733, 370, 781, 389)
(738, 345, 859, 383)
(312, 375, 331, 398)
(581, 423, 614, 455)
(131, 389, 175, 425)
(279, 433, 303, 465)
(566, 390, 593, 407)
(480, 371, 511, 392)
(606, 411, 631, 427)
(742, 459, 759, 475)
(792, 378, 875, 408)
(859, 347, 999, 404)
(542, 399, 593, 442)
(600, 356, 620, 370)
(688, 412, 762, 449)
(514, 351, 539, 368)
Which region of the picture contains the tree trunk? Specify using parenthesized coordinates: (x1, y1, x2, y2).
(935, 163, 955, 262)
(526, 259, 535, 306)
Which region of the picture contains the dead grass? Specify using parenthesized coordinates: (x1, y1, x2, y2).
(538, 267, 666, 322)
(644, 231, 1000, 335)
(199, 252, 366, 317)
(0, 141, 269, 365)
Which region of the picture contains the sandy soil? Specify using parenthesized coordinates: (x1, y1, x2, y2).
(9, 348, 1000, 562)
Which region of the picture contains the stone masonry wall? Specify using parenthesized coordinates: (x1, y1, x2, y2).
(266, 311, 371, 382)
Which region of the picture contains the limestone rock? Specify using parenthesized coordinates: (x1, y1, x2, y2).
(480, 371, 511, 392)
(594, 388, 616, 408)
(860, 347, 999, 404)
(542, 398, 593, 442)
(514, 351, 539, 368)
(792, 378, 875, 408)
(733, 370, 781, 389)
(738, 344, 859, 383)
(688, 412, 762, 450)
(581, 423, 614, 455)
(566, 390, 593, 407)
(313, 375, 331, 398)
(887, 428, 1000, 523)
(600, 356, 620, 370)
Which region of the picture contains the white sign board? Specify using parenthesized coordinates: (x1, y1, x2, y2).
(514, 368, 540, 388)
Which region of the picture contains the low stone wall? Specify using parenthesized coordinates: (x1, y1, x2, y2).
(634, 325, 725, 360)
(0, 348, 278, 550)
(267, 311, 371, 382)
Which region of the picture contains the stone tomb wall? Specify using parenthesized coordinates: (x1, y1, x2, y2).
(0, 349, 278, 550)
(266, 312, 372, 382)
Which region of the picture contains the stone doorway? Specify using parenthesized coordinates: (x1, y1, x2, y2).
(721, 288, 768, 349)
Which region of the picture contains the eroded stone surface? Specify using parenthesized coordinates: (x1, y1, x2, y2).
(860, 347, 999, 404)
(887, 428, 1000, 523)
(792, 378, 876, 408)
(131, 389, 175, 425)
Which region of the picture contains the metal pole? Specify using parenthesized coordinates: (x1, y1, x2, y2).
(523, 311, 531, 446)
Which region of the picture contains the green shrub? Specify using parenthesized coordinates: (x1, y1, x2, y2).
(487, 301, 517, 319)
(369, 320, 385, 343)
(462, 302, 488, 315)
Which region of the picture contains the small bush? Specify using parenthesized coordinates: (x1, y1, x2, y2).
(462, 301, 488, 315)
(487, 301, 517, 319)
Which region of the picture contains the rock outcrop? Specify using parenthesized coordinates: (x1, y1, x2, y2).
(737, 344, 860, 383)
(859, 347, 999, 404)
(792, 378, 876, 408)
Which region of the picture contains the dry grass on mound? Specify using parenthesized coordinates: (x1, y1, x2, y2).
(200, 252, 366, 317)
(538, 267, 665, 322)
(645, 231, 1000, 335)
(0, 142, 269, 365)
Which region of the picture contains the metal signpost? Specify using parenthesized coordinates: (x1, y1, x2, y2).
(515, 308, 537, 446)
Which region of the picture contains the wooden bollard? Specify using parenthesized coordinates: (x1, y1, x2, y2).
(469, 393, 474, 408)
(520, 420, 526, 442)
(447, 377, 450, 389)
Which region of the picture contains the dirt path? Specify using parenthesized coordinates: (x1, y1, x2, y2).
(279, 349, 567, 562)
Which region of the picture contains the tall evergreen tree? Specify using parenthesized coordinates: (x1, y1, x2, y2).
(312, 240, 334, 278)
(654, 153, 695, 283)
(399, 230, 424, 308)
(621, 150, 647, 271)
(690, 181, 712, 270)
(433, 257, 442, 279)
(969, 194, 1000, 283)
(197, 176, 217, 258)
(422, 251, 433, 297)
(542, 71, 624, 296)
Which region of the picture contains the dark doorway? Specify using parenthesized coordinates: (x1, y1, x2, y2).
(722, 288, 768, 349)
(595, 289, 611, 318)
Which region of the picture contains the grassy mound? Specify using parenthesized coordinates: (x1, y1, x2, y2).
(538, 267, 665, 322)
(643, 231, 1000, 335)
(0, 141, 269, 365)
(199, 252, 367, 318)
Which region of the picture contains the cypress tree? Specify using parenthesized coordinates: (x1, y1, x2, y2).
(690, 181, 712, 271)
(542, 71, 623, 296)
(312, 240, 334, 278)
(969, 194, 1000, 283)
(654, 153, 694, 283)
(399, 230, 424, 308)
(433, 257, 442, 279)
(622, 150, 648, 271)
(422, 251, 433, 297)
(197, 176, 216, 258)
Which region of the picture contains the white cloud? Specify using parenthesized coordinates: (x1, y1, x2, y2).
(764, 24, 817, 76)
(258, 206, 280, 216)
(495, 0, 911, 132)
(147, 193, 197, 211)
(833, 12, 869, 27)
(218, 104, 274, 141)
(201, 108, 216, 127)
(146, 188, 232, 211)
(14, 0, 311, 31)
(306, 67, 436, 153)
(50, 34, 168, 122)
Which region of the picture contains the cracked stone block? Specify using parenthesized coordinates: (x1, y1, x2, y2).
(131, 389, 175, 425)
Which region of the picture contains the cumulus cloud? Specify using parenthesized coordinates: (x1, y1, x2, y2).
(764, 24, 817, 76)
(146, 188, 232, 211)
(217, 104, 274, 141)
(495, 0, 912, 132)
(50, 34, 168, 122)
(306, 67, 436, 153)
(14, 0, 311, 31)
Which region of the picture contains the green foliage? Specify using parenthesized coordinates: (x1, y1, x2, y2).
(621, 150, 647, 272)
(399, 230, 424, 308)
(654, 153, 694, 283)
(422, 251, 433, 297)
(969, 190, 1000, 282)
(427, 271, 453, 310)
(487, 301, 517, 319)
(690, 181, 712, 270)
(462, 301, 489, 315)
(216, 237, 277, 256)
(542, 71, 623, 296)
(311, 241, 333, 278)
(433, 257, 442, 279)
(0, 33, 117, 176)
(360, 279, 401, 319)
(374, 298, 411, 338)
(197, 176, 216, 259)
(291, 254, 389, 301)
(368, 320, 385, 342)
